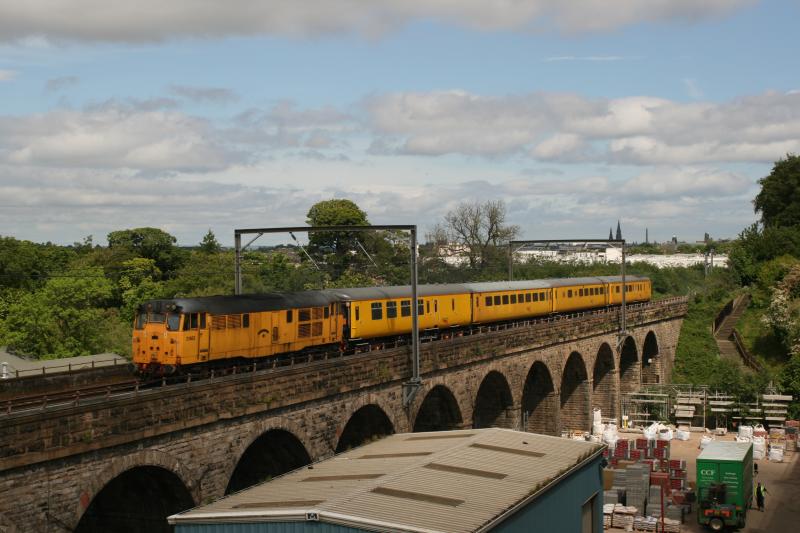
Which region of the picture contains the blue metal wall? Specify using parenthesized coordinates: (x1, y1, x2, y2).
(494, 454, 604, 533)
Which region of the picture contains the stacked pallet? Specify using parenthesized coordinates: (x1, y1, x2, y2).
(611, 505, 637, 529)
(633, 516, 681, 532)
(626, 464, 650, 513)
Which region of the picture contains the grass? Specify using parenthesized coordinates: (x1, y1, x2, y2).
(673, 292, 729, 384)
(737, 303, 788, 371)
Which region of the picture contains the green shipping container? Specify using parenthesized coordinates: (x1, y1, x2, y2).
(696, 441, 754, 528)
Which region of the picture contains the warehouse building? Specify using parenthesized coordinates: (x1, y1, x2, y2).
(170, 428, 604, 533)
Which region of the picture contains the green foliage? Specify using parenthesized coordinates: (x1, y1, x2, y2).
(0, 267, 115, 358)
(0, 236, 77, 290)
(199, 229, 222, 254)
(117, 258, 166, 323)
(754, 154, 800, 228)
(728, 223, 800, 285)
(107, 227, 186, 275)
(305, 199, 371, 278)
(780, 353, 800, 418)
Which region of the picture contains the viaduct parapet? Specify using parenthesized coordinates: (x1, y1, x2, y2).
(0, 298, 686, 532)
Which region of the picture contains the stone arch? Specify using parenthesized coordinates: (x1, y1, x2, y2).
(75, 464, 194, 533)
(412, 384, 464, 432)
(226, 428, 312, 494)
(641, 331, 661, 384)
(593, 343, 617, 421)
(473, 370, 515, 429)
(521, 360, 558, 436)
(619, 336, 640, 395)
(75, 449, 194, 530)
(560, 351, 590, 433)
(336, 404, 395, 453)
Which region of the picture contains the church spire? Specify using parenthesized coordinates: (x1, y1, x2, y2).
(608, 227, 613, 240)
(615, 220, 622, 240)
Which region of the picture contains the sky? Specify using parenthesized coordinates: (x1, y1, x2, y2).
(0, 0, 798, 246)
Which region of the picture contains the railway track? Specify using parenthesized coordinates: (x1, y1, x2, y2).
(0, 298, 684, 417)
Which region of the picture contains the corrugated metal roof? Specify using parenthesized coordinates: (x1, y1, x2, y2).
(697, 441, 752, 462)
(170, 429, 603, 532)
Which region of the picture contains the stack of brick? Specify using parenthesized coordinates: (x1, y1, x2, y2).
(646, 485, 663, 517)
(669, 459, 687, 490)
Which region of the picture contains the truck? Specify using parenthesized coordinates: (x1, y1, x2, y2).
(696, 441, 754, 530)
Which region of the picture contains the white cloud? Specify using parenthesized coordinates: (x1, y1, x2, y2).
(45, 75, 78, 92)
(0, 69, 16, 81)
(364, 90, 800, 165)
(0, 102, 235, 171)
(0, 1, 752, 42)
(170, 85, 238, 103)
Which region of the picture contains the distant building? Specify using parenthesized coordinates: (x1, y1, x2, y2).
(169, 428, 605, 533)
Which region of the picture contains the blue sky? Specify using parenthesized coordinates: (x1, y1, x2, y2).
(0, 0, 798, 246)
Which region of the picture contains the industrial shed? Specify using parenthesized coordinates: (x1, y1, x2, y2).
(170, 428, 604, 533)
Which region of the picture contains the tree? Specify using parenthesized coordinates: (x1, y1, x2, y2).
(306, 199, 370, 278)
(754, 154, 800, 228)
(107, 227, 186, 275)
(0, 267, 114, 358)
(199, 229, 222, 254)
(442, 200, 519, 269)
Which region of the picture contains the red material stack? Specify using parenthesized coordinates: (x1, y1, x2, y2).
(656, 439, 669, 449)
(636, 438, 649, 449)
(650, 471, 670, 491)
(630, 449, 642, 460)
(614, 439, 630, 459)
(653, 446, 668, 459)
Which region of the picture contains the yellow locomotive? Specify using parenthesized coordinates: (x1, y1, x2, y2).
(132, 275, 651, 373)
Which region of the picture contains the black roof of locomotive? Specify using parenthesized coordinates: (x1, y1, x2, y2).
(138, 276, 650, 315)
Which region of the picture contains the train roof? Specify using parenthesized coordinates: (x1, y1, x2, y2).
(138, 292, 338, 315)
(138, 275, 650, 314)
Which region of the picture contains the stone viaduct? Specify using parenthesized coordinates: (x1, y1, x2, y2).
(0, 298, 686, 532)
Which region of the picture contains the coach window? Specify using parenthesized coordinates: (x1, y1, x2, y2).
(286, 310, 293, 323)
(427, 301, 430, 313)
(525, 293, 531, 303)
(324, 306, 330, 319)
(387, 301, 397, 319)
(199, 313, 206, 329)
(485, 296, 493, 307)
(418, 299, 425, 315)
(568, 290, 573, 298)
(451, 298, 455, 311)
(242, 314, 250, 328)
(510, 294, 517, 304)
(355, 306, 360, 321)
(401, 300, 411, 317)
(371, 303, 383, 320)
(616, 286, 620, 293)
(493, 295, 501, 306)
(434, 300, 438, 313)
(578, 289, 583, 297)
(502, 294, 509, 305)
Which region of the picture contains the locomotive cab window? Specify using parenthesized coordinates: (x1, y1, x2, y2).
(287, 310, 293, 323)
(387, 301, 397, 319)
(324, 306, 330, 319)
(167, 314, 180, 331)
(401, 300, 411, 317)
(242, 314, 249, 328)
